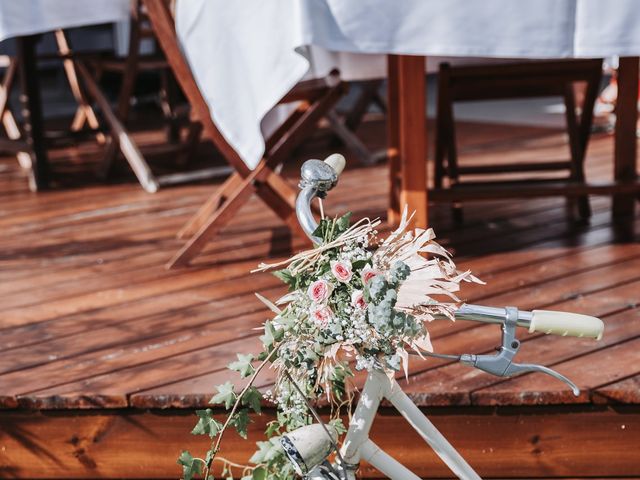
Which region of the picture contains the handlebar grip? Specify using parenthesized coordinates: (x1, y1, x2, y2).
(529, 310, 604, 340)
(324, 153, 346, 176)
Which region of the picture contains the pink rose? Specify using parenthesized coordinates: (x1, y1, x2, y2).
(307, 279, 332, 303)
(361, 267, 381, 285)
(310, 305, 333, 328)
(331, 260, 353, 283)
(351, 290, 366, 309)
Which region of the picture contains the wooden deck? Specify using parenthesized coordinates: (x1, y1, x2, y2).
(1, 118, 639, 478)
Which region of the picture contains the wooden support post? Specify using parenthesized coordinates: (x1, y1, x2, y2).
(387, 55, 428, 229)
(613, 56, 639, 219)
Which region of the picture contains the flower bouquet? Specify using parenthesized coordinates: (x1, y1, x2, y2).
(179, 209, 480, 480)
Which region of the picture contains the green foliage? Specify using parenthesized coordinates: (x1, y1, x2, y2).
(312, 212, 352, 243)
(191, 409, 223, 438)
(232, 409, 251, 439)
(329, 418, 347, 435)
(272, 269, 294, 288)
(242, 387, 263, 413)
(259, 321, 282, 347)
(228, 353, 255, 378)
(176, 209, 449, 480)
(210, 381, 236, 410)
(249, 438, 284, 464)
(177, 451, 202, 480)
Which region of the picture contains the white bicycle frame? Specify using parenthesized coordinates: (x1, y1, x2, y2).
(338, 369, 480, 480)
(291, 155, 603, 480)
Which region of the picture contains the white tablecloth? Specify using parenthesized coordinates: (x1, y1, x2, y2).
(0, 0, 129, 43)
(176, 0, 640, 169)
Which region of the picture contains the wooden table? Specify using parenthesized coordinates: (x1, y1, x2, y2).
(388, 55, 639, 230)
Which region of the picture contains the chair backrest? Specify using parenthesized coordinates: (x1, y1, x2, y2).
(440, 59, 603, 101)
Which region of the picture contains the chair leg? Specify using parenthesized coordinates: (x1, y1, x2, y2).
(0, 58, 32, 168)
(54, 30, 105, 144)
(100, 13, 143, 177)
(341, 80, 381, 131)
(326, 110, 376, 165)
(434, 68, 447, 190)
(167, 168, 262, 268)
(439, 63, 463, 221)
(159, 69, 181, 143)
(564, 85, 591, 221)
(76, 60, 159, 193)
(177, 172, 244, 238)
(177, 166, 299, 240)
(176, 119, 202, 166)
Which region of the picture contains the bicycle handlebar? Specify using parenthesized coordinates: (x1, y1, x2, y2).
(295, 156, 604, 341)
(453, 304, 603, 340)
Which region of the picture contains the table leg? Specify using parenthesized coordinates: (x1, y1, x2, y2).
(387, 55, 428, 229)
(16, 34, 50, 191)
(613, 56, 638, 219)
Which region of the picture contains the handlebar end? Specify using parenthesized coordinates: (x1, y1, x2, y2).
(529, 310, 604, 340)
(324, 153, 346, 176)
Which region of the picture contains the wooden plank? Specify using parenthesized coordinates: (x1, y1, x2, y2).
(1, 407, 639, 478)
(474, 337, 640, 406)
(0, 289, 275, 380)
(16, 335, 264, 409)
(4, 237, 637, 408)
(593, 373, 640, 404)
(401, 279, 640, 406)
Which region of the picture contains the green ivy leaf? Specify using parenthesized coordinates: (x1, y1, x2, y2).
(210, 381, 236, 409)
(232, 408, 251, 439)
(249, 439, 283, 464)
(242, 386, 262, 413)
(191, 409, 223, 438)
(249, 441, 271, 464)
(264, 420, 281, 438)
(177, 450, 202, 480)
(252, 466, 267, 480)
(228, 353, 255, 378)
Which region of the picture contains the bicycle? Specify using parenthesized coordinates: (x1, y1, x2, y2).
(281, 154, 604, 480)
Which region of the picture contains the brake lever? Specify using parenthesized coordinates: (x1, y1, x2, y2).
(504, 362, 580, 396)
(459, 306, 580, 397)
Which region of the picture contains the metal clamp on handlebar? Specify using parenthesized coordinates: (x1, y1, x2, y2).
(459, 306, 581, 396)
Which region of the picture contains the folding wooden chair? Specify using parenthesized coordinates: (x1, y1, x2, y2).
(143, 0, 346, 269)
(434, 59, 602, 222)
(64, 0, 221, 193)
(0, 57, 32, 169)
(0, 32, 106, 162)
